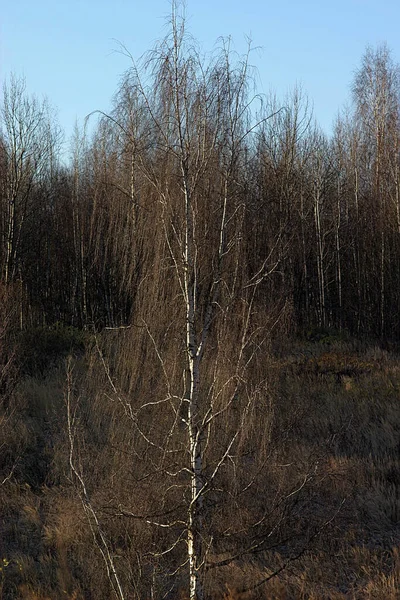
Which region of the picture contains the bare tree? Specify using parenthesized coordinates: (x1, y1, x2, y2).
(0, 75, 60, 287)
(65, 7, 324, 600)
(352, 44, 400, 336)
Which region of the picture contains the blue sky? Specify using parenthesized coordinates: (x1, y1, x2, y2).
(1, 0, 400, 148)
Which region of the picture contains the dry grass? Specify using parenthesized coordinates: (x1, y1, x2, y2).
(1, 338, 400, 598)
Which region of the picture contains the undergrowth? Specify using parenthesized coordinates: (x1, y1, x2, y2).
(1, 334, 400, 598)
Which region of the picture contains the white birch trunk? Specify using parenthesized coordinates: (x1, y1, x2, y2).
(182, 164, 204, 599)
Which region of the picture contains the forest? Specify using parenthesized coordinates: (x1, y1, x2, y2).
(1, 8, 400, 600)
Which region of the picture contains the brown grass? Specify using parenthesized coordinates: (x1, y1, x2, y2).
(1, 339, 400, 598)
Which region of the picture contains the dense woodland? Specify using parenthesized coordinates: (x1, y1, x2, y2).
(2, 41, 400, 337)
(1, 9, 400, 600)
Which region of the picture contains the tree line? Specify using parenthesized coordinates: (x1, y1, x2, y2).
(1, 42, 400, 339)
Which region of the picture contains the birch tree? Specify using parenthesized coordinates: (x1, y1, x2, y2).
(66, 7, 309, 600)
(0, 76, 59, 286)
(352, 45, 400, 335)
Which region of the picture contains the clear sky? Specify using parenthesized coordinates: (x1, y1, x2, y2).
(1, 0, 400, 149)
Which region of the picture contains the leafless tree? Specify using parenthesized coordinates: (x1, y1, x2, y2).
(66, 7, 324, 600)
(0, 75, 61, 286)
